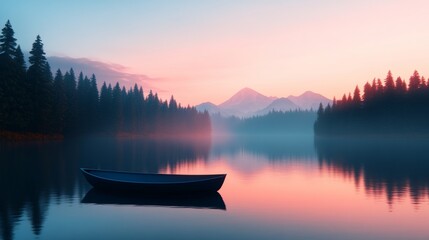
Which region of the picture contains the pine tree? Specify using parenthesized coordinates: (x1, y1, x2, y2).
(52, 69, 66, 132)
(88, 74, 99, 130)
(14, 45, 26, 72)
(363, 82, 373, 102)
(352, 86, 361, 105)
(317, 103, 324, 118)
(112, 82, 123, 131)
(420, 76, 427, 89)
(0, 20, 17, 58)
(63, 69, 77, 134)
(76, 72, 91, 132)
(0, 20, 22, 130)
(341, 94, 347, 107)
(12, 45, 29, 130)
(395, 77, 406, 94)
(27, 35, 53, 133)
(409, 70, 421, 92)
(384, 70, 395, 93)
(135, 85, 145, 131)
(325, 104, 331, 114)
(121, 87, 128, 130)
(169, 95, 178, 111)
(371, 79, 377, 93)
(376, 78, 384, 93)
(99, 82, 113, 131)
(29, 35, 47, 68)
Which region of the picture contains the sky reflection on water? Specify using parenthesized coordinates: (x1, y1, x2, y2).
(1, 135, 429, 240)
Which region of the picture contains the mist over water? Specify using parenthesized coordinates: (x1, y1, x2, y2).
(1, 134, 429, 239)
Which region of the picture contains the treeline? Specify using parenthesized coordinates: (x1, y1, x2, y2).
(212, 110, 316, 136)
(0, 20, 210, 137)
(315, 70, 429, 136)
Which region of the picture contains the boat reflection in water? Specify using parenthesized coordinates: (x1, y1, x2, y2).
(81, 188, 227, 210)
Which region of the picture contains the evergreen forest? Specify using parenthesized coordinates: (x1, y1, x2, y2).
(0, 20, 210, 138)
(315, 70, 429, 136)
(211, 110, 316, 136)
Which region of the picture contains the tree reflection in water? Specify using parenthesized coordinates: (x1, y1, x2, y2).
(0, 136, 210, 240)
(315, 137, 429, 205)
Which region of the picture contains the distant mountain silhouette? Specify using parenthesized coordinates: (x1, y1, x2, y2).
(287, 91, 331, 110)
(254, 98, 299, 116)
(196, 88, 331, 117)
(218, 87, 277, 117)
(195, 102, 220, 114)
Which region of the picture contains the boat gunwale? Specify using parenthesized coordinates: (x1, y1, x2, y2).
(80, 168, 227, 185)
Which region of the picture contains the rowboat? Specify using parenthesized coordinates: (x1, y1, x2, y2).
(81, 188, 226, 210)
(80, 168, 226, 193)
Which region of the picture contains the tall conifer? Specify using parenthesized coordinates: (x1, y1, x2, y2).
(0, 20, 17, 58)
(27, 35, 53, 132)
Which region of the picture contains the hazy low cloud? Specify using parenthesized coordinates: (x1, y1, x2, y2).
(47, 56, 162, 92)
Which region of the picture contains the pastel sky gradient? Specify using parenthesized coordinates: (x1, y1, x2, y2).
(2, 0, 429, 105)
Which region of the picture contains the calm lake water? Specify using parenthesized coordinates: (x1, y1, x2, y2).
(1, 135, 429, 240)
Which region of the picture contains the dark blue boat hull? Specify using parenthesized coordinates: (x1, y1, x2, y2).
(81, 168, 226, 193)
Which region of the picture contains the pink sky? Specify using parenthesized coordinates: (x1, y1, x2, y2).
(3, 0, 429, 105)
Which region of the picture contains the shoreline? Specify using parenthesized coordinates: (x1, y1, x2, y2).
(0, 131, 64, 142)
(0, 131, 211, 142)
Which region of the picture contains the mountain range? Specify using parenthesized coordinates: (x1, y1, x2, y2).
(196, 88, 331, 118)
